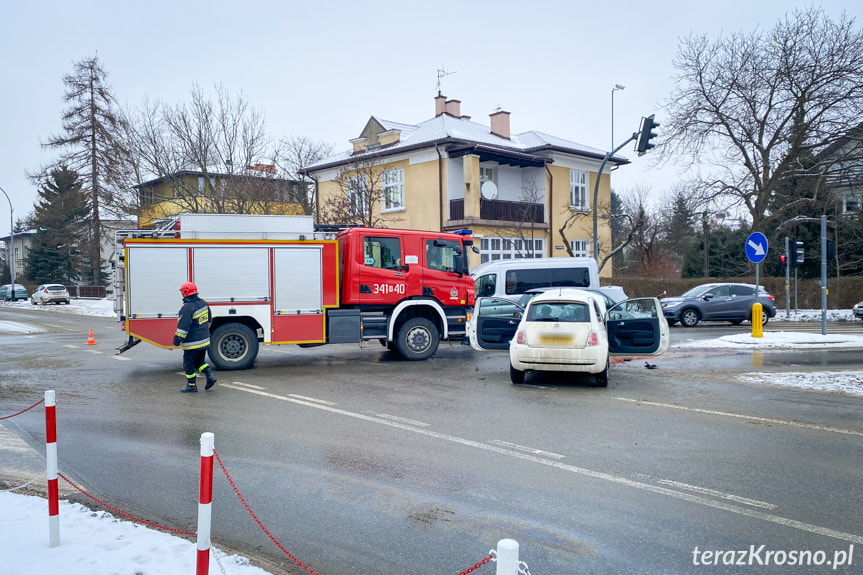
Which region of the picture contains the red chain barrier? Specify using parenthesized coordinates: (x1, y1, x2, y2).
(213, 449, 322, 575)
(0, 398, 44, 420)
(58, 472, 196, 536)
(455, 554, 494, 574)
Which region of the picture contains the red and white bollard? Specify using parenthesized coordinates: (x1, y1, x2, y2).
(196, 432, 215, 575)
(45, 390, 60, 547)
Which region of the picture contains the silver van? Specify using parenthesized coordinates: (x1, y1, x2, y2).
(471, 258, 600, 302)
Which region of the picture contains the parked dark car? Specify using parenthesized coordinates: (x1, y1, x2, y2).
(853, 301, 863, 320)
(661, 282, 776, 327)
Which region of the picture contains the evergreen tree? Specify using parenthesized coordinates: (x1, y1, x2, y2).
(682, 224, 752, 278)
(42, 55, 130, 286)
(25, 167, 90, 285)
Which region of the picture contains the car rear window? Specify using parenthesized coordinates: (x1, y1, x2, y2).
(528, 302, 589, 323)
(47, 286, 66, 291)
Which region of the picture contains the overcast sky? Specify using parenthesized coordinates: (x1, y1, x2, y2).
(1, 0, 861, 236)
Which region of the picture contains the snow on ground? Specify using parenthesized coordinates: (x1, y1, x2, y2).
(2, 298, 862, 574)
(0, 491, 271, 575)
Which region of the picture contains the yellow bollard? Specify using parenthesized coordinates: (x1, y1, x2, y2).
(751, 302, 763, 338)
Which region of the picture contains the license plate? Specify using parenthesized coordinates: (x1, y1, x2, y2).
(538, 334, 573, 346)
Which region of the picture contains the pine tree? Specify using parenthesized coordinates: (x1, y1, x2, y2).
(42, 55, 129, 286)
(25, 167, 90, 285)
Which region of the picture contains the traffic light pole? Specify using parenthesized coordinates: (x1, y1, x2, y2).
(784, 236, 790, 318)
(821, 215, 827, 335)
(592, 133, 637, 264)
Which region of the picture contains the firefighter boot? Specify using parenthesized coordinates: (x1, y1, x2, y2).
(180, 375, 198, 393)
(202, 367, 217, 390)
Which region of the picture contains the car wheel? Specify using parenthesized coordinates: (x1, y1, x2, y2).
(395, 317, 439, 361)
(594, 360, 609, 388)
(509, 363, 525, 384)
(680, 309, 701, 327)
(761, 311, 770, 325)
(209, 323, 259, 371)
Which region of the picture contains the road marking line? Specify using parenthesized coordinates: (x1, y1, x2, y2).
(364, 413, 430, 427)
(230, 382, 266, 390)
(633, 475, 776, 509)
(488, 440, 566, 459)
(615, 397, 863, 437)
(287, 394, 336, 405)
(63, 345, 77, 349)
(112, 356, 131, 361)
(220, 383, 863, 545)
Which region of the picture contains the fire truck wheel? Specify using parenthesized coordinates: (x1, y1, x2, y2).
(209, 323, 259, 371)
(395, 317, 439, 361)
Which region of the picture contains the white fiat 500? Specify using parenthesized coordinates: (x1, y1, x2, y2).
(469, 288, 669, 386)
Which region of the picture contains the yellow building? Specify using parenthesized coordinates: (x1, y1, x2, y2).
(300, 95, 629, 278)
(134, 169, 306, 229)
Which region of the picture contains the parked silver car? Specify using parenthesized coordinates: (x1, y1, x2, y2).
(661, 282, 776, 327)
(31, 284, 71, 305)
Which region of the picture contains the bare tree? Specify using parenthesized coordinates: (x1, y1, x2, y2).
(557, 190, 645, 272)
(318, 158, 390, 228)
(496, 176, 545, 258)
(274, 136, 334, 216)
(661, 7, 863, 231)
(123, 85, 289, 215)
(41, 55, 131, 285)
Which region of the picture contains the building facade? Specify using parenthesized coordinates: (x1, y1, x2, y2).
(300, 95, 628, 277)
(134, 169, 307, 229)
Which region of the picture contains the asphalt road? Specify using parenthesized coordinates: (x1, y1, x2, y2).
(1, 308, 862, 574)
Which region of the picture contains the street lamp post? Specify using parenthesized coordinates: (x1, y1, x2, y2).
(0, 185, 14, 286)
(611, 84, 625, 149)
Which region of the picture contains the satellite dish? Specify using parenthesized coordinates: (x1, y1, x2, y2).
(480, 181, 498, 200)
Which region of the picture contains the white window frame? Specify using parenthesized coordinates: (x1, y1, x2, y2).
(841, 194, 862, 214)
(571, 239, 591, 257)
(382, 168, 405, 212)
(570, 170, 588, 211)
(348, 175, 369, 216)
(479, 236, 545, 264)
(480, 166, 495, 184)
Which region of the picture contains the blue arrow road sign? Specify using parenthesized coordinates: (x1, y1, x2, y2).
(746, 232, 768, 263)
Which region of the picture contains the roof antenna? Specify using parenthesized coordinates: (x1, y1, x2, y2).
(436, 67, 456, 96)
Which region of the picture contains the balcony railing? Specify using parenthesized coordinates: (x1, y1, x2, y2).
(449, 198, 544, 224)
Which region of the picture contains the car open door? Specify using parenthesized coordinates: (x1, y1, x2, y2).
(606, 297, 670, 356)
(469, 297, 524, 351)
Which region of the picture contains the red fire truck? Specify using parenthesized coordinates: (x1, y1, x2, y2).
(114, 215, 476, 370)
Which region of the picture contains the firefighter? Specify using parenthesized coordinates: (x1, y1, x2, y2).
(173, 282, 217, 393)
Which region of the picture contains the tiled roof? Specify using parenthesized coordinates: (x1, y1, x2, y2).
(303, 114, 625, 171)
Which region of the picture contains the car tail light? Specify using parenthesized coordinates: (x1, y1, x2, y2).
(767, 294, 775, 300)
(587, 332, 599, 346)
(516, 330, 526, 345)
(43, 288, 49, 293)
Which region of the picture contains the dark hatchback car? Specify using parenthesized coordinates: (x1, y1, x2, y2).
(661, 282, 776, 327)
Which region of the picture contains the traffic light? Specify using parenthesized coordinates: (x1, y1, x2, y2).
(779, 253, 787, 273)
(795, 241, 804, 267)
(635, 114, 660, 156)
(826, 239, 835, 260)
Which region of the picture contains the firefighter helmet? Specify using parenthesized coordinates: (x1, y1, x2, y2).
(179, 282, 198, 297)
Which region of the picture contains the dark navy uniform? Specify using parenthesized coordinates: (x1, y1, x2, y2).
(173, 290, 216, 392)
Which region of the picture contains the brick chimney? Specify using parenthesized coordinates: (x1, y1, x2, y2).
(435, 94, 447, 116)
(445, 99, 461, 117)
(490, 110, 510, 139)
